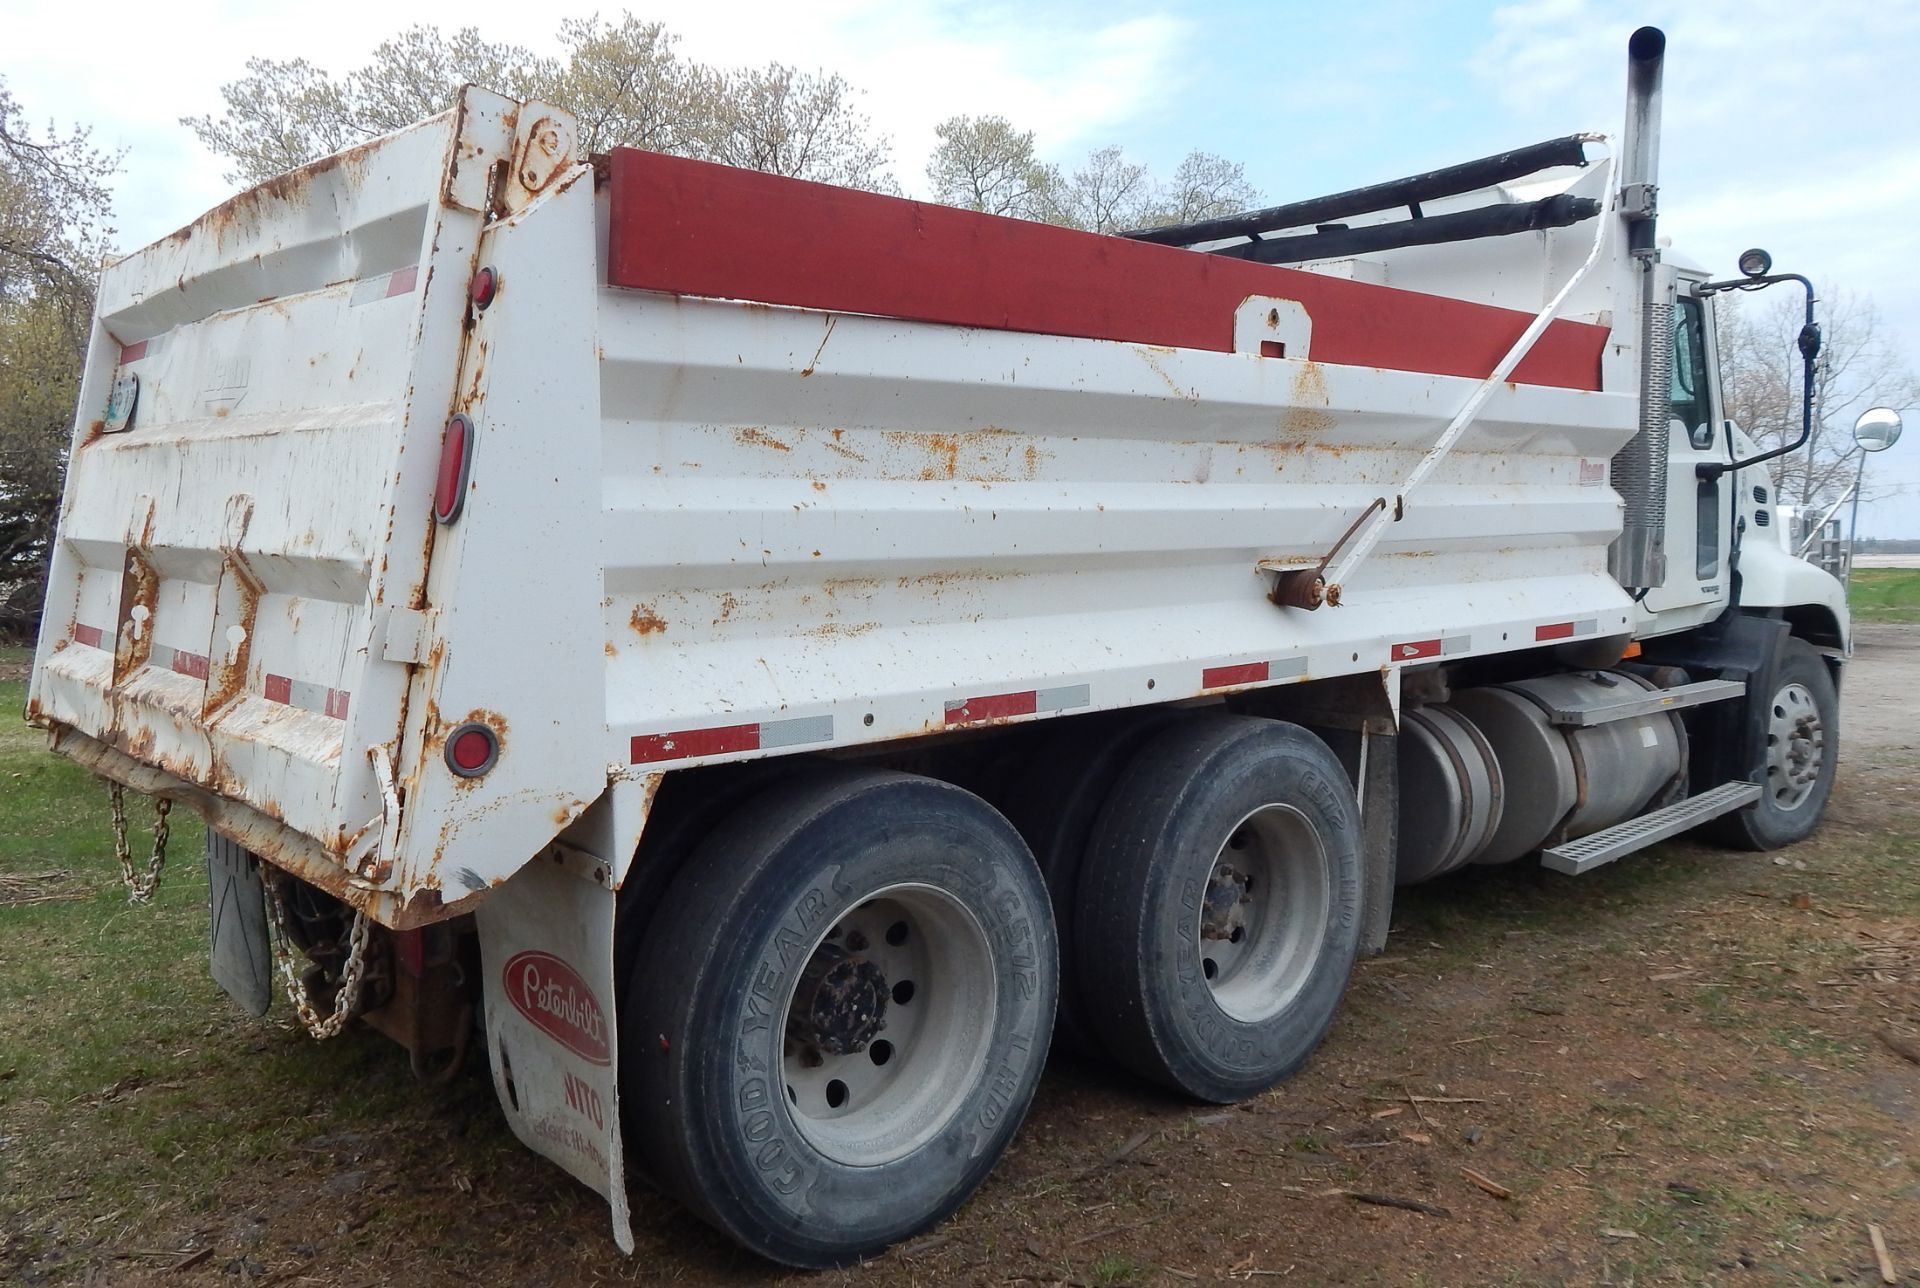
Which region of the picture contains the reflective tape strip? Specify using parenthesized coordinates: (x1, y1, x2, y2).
(1534, 619, 1599, 642)
(1201, 656, 1308, 689)
(118, 339, 149, 364)
(350, 265, 421, 306)
(630, 714, 834, 764)
(264, 673, 351, 720)
(1391, 635, 1471, 662)
(73, 623, 107, 648)
(151, 644, 209, 680)
(946, 685, 1089, 726)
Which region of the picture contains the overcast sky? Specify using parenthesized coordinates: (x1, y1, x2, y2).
(8, 0, 1917, 534)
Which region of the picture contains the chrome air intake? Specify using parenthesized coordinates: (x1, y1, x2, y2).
(1612, 297, 1673, 587)
(1609, 25, 1670, 591)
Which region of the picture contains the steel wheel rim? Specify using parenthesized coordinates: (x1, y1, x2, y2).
(779, 882, 997, 1167)
(1766, 681, 1824, 812)
(1194, 804, 1332, 1023)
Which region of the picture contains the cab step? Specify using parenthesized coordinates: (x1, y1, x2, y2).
(1541, 780, 1762, 875)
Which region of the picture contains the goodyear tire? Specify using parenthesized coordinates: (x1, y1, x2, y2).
(1702, 637, 1840, 851)
(621, 767, 1056, 1267)
(1075, 715, 1363, 1103)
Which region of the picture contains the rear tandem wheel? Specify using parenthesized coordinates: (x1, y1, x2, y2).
(1074, 715, 1366, 1103)
(620, 767, 1056, 1268)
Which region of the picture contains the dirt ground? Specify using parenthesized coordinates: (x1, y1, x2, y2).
(6, 628, 1919, 1287)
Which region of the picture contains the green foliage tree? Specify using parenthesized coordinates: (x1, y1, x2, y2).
(0, 77, 118, 641)
(184, 17, 897, 192)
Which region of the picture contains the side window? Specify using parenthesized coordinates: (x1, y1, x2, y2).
(1670, 296, 1715, 449)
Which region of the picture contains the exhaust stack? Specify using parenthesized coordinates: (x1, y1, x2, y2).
(1609, 25, 1670, 592)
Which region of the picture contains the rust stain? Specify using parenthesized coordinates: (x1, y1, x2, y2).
(822, 576, 881, 597)
(735, 426, 792, 453)
(630, 604, 668, 636)
(154, 139, 376, 249)
(605, 641, 618, 657)
(810, 480, 827, 492)
(1292, 359, 1331, 406)
(799, 316, 838, 377)
(713, 591, 740, 624)
(803, 620, 881, 639)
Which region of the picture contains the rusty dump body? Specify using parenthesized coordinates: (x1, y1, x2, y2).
(29, 90, 613, 927)
(32, 85, 1818, 934)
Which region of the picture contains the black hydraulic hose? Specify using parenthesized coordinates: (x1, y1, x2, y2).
(1119, 135, 1593, 247)
(1202, 195, 1602, 266)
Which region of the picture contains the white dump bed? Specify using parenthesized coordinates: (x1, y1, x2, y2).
(33, 95, 1648, 925)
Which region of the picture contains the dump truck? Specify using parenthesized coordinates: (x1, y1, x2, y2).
(27, 26, 1869, 1266)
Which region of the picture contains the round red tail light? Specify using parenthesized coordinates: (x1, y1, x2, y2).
(446, 722, 499, 777)
(470, 266, 499, 310)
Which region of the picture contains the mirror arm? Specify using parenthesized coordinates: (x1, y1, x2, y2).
(1693, 272, 1819, 482)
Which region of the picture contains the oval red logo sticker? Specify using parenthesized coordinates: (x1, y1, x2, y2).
(503, 951, 611, 1065)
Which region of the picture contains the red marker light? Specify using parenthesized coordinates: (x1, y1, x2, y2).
(446, 722, 499, 777)
(470, 266, 499, 310)
(434, 414, 474, 524)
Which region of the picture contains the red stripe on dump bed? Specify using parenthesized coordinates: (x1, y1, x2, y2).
(605, 149, 1608, 391)
(631, 723, 761, 763)
(1202, 661, 1271, 688)
(170, 649, 209, 680)
(264, 673, 293, 704)
(946, 691, 1039, 725)
(73, 623, 105, 648)
(1535, 621, 1577, 641)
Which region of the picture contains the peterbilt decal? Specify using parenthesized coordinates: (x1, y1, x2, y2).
(503, 950, 611, 1065)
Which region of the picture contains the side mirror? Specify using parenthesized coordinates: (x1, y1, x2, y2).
(1854, 407, 1903, 453)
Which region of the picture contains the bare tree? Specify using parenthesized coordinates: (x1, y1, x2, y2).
(1053, 146, 1154, 232)
(184, 17, 898, 192)
(1717, 288, 1920, 507)
(925, 115, 1062, 219)
(1149, 150, 1261, 227)
(0, 77, 120, 639)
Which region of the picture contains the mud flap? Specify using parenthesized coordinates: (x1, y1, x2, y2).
(475, 845, 633, 1252)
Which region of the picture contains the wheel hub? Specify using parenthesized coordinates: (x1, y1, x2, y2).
(1201, 863, 1251, 942)
(787, 944, 888, 1056)
(1766, 682, 1824, 810)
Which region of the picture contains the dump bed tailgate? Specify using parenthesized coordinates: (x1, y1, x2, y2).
(29, 92, 518, 894)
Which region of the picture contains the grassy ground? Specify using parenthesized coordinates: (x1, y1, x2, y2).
(3, 639, 1918, 1286)
(1852, 568, 1920, 623)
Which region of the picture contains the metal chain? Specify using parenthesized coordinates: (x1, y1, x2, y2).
(264, 872, 373, 1040)
(107, 781, 171, 905)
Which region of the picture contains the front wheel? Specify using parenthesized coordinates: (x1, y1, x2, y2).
(621, 767, 1056, 1267)
(1703, 636, 1840, 850)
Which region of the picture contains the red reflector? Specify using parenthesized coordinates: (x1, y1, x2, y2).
(434, 414, 474, 524)
(447, 723, 499, 777)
